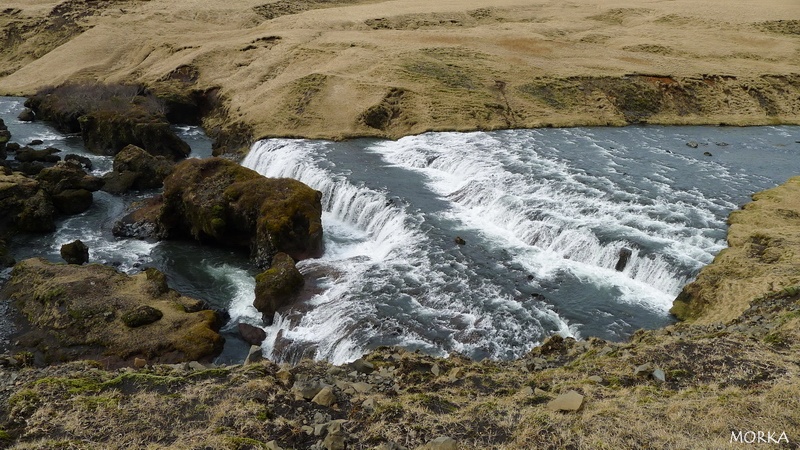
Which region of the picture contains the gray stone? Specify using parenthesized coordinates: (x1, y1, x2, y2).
(265, 441, 284, 450)
(312, 387, 337, 407)
(431, 363, 440, 376)
(323, 430, 346, 450)
(352, 382, 373, 394)
(420, 436, 458, 450)
(634, 363, 653, 377)
(546, 390, 584, 412)
(294, 380, 324, 400)
(652, 368, 666, 383)
(188, 361, 207, 371)
(588, 375, 603, 383)
(362, 398, 377, 410)
(245, 345, 263, 365)
(520, 386, 534, 396)
(686, 141, 699, 148)
(349, 358, 374, 374)
(377, 443, 408, 450)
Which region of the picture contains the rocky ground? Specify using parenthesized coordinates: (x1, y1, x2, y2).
(1, 177, 799, 449)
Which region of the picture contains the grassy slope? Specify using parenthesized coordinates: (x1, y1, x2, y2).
(0, 0, 799, 143)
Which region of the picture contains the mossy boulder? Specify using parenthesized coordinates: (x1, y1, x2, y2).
(36, 161, 103, 215)
(0, 238, 14, 268)
(78, 113, 190, 160)
(60, 239, 89, 265)
(112, 195, 165, 239)
(0, 258, 224, 365)
(102, 144, 174, 194)
(159, 157, 323, 268)
(15, 147, 60, 164)
(121, 305, 164, 328)
(27, 83, 190, 160)
(0, 173, 55, 233)
(253, 252, 305, 324)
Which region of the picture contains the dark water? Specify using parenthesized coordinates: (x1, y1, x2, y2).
(2, 96, 799, 364)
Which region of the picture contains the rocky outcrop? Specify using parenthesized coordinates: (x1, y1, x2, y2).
(102, 144, 174, 194)
(1, 258, 224, 365)
(238, 322, 267, 346)
(36, 161, 103, 215)
(17, 108, 35, 122)
(254, 252, 305, 324)
(672, 176, 800, 323)
(0, 172, 54, 233)
(112, 196, 165, 239)
(159, 157, 323, 268)
(26, 83, 190, 160)
(0, 119, 9, 162)
(60, 239, 89, 265)
(14, 146, 60, 164)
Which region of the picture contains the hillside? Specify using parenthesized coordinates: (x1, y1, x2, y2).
(1, 0, 799, 146)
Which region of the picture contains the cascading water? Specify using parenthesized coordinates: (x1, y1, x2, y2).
(3, 95, 799, 365)
(242, 126, 799, 364)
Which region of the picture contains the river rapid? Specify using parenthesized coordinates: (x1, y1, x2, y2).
(2, 96, 799, 364)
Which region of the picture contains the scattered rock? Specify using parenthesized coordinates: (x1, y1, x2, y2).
(134, 357, 147, 368)
(5, 142, 20, 153)
(634, 363, 653, 377)
(615, 247, 632, 271)
(64, 154, 93, 171)
(454, 236, 466, 245)
(420, 436, 458, 450)
(265, 440, 284, 450)
(588, 375, 604, 384)
(238, 322, 267, 345)
(293, 380, 324, 400)
(520, 386, 534, 395)
(245, 345, 263, 364)
(431, 363, 440, 376)
(17, 108, 35, 121)
(323, 429, 347, 450)
(349, 358, 375, 374)
(15, 146, 60, 163)
(276, 368, 294, 386)
(60, 239, 89, 264)
(686, 141, 699, 148)
(703, 151, 712, 157)
(362, 398, 377, 410)
(312, 386, 337, 407)
(351, 382, 373, 394)
(27, 139, 43, 146)
(102, 144, 174, 194)
(253, 253, 305, 325)
(546, 390, 584, 412)
(121, 305, 164, 328)
(652, 368, 666, 383)
(715, 142, 729, 146)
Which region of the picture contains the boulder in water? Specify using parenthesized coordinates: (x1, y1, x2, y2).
(253, 252, 305, 325)
(238, 322, 267, 345)
(159, 157, 323, 267)
(0, 173, 55, 233)
(17, 108, 35, 122)
(60, 239, 89, 265)
(37, 160, 103, 215)
(615, 247, 632, 271)
(15, 146, 60, 163)
(102, 144, 174, 194)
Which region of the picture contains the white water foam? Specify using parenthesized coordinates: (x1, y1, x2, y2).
(369, 131, 728, 311)
(242, 139, 576, 364)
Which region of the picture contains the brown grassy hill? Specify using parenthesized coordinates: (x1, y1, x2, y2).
(1, 0, 800, 144)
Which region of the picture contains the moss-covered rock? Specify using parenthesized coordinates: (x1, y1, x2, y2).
(0, 258, 224, 365)
(0, 238, 14, 268)
(102, 144, 174, 194)
(0, 173, 55, 233)
(78, 113, 190, 160)
(59, 239, 89, 265)
(36, 161, 103, 215)
(159, 157, 323, 268)
(254, 253, 305, 324)
(27, 83, 190, 160)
